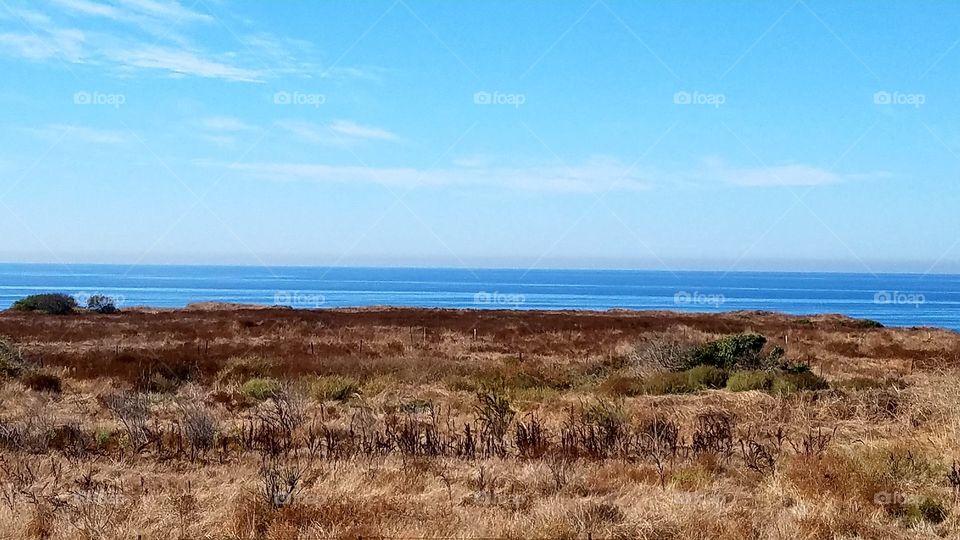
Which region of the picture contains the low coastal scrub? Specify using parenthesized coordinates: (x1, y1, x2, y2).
(9, 292, 120, 315)
(619, 333, 828, 396)
(0, 307, 951, 538)
(10, 293, 77, 314)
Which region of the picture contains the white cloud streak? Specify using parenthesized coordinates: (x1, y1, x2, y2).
(209, 158, 887, 193)
(0, 0, 378, 82)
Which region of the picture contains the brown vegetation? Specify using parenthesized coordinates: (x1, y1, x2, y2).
(0, 306, 959, 538)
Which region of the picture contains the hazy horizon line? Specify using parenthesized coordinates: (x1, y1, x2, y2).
(2, 257, 959, 277)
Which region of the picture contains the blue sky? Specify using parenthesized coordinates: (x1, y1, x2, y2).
(0, 0, 959, 273)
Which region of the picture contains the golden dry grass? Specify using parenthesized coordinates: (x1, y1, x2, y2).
(0, 306, 958, 539)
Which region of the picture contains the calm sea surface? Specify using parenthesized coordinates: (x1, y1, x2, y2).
(1, 264, 958, 330)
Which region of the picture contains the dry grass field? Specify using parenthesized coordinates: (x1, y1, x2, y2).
(1, 304, 960, 539)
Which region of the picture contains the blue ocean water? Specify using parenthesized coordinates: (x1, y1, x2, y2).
(0, 263, 958, 330)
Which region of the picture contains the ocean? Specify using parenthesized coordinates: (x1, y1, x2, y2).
(1, 263, 958, 331)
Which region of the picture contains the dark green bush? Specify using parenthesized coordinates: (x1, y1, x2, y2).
(10, 293, 77, 315)
(691, 334, 768, 369)
(855, 319, 884, 329)
(686, 365, 729, 390)
(87, 294, 119, 314)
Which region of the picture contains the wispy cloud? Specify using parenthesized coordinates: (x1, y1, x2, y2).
(275, 120, 400, 146)
(214, 158, 652, 193)
(0, 0, 377, 82)
(114, 46, 264, 82)
(329, 120, 399, 141)
(51, 0, 211, 24)
(24, 123, 128, 145)
(195, 115, 258, 147)
(701, 158, 889, 187)
(201, 116, 257, 132)
(209, 156, 887, 194)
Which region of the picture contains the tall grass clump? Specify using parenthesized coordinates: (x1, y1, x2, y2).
(310, 375, 360, 402)
(241, 378, 282, 401)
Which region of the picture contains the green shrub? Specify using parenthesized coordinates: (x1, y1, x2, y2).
(691, 334, 768, 369)
(686, 365, 728, 390)
(727, 368, 828, 394)
(771, 370, 828, 394)
(240, 378, 282, 401)
(635, 366, 730, 395)
(10, 293, 77, 314)
(21, 372, 62, 393)
(0, 337, 26, 377)
(726, 370, 774, 392)
(642, 371, 693, 395)
(311, 375, 360, 402)
(87, 294, 119, 314)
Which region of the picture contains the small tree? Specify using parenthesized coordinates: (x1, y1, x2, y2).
(87, 294, 119, 314)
